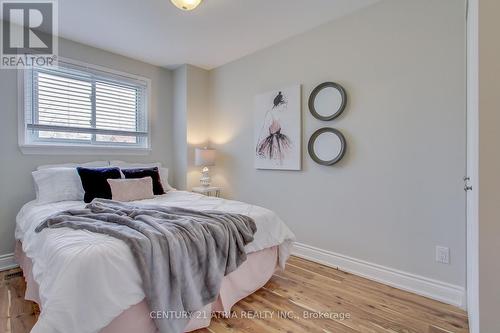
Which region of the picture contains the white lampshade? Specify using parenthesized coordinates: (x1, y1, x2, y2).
(170, 0, 202, 11)
(195, 148, 216, 167)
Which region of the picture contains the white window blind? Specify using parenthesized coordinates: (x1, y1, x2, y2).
(23, 60, 149, 149)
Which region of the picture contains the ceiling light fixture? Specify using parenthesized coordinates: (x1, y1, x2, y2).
(170, 0, 203, 11)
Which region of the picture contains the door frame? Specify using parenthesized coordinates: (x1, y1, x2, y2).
(466, 0, 479, 332)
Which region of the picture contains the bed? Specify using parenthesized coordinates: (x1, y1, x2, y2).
(15, 188, 295, 333)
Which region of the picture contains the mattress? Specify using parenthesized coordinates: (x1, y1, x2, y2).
(15, 190, 295, 333)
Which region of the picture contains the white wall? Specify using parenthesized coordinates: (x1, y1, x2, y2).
(478, 0, 500, 331)
(0, 37, 174, 257)
(209, 0, 466, 287)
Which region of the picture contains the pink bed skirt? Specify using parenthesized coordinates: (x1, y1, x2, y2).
(15, 242, 278, 333)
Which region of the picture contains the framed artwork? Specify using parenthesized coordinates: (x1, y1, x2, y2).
(254, 85, 301, 170)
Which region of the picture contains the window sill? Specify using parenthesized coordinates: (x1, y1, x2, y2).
(19, 144, 152, 156)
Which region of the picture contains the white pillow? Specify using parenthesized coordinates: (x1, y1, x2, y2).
(109, 161, 173, 191)
(159, 168, 173, 191)
(37, 161, 109, 170)
(32, 167, 84, 203)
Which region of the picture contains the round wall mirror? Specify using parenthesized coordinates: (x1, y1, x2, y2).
(308, 128, 346, 165)
(308, 82, 347, 121)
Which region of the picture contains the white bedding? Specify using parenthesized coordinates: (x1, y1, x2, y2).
(15, 190, 295, 333)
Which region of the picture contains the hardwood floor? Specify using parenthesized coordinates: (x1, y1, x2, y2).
(0, 256, 468, 333)
(0, 269, 39, 333)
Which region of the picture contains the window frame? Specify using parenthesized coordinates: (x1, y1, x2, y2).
(18, 57, 152, 155)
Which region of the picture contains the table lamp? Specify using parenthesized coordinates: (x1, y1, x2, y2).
(195, 147, 216, 187)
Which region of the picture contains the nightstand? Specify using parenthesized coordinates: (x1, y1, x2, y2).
(192, 186, 222, 198)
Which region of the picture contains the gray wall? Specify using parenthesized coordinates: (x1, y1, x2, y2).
(0, 37, 174, 256)
(208, 0, 466, 286)
(172, 65, 188, 189)
(171, 65, 210, 189)
(186, 65, 210, 190)
(478, 0, 500, 330)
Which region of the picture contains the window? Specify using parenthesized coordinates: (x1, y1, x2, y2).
(20, 59, 150, 152)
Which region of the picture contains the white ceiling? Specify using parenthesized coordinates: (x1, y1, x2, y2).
(54, 0, 379, 69)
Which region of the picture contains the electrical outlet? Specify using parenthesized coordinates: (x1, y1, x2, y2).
(436, 246, 450, 264)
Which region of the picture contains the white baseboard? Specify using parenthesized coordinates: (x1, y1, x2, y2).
(292, 242, 466, 310)
(0, 253, 18, 271)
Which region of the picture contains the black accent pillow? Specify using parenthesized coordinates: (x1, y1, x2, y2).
(121, 167, 165, 195)
(77, 167, 122, 203)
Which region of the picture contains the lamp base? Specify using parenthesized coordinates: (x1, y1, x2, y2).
(200, 167, 211, 187)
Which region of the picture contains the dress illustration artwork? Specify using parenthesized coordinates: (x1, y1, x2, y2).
(254, 85, 301, 170)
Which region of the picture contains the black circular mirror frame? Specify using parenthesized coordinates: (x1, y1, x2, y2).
(308, 82, 347, 121)
(308, 127, 347, 166)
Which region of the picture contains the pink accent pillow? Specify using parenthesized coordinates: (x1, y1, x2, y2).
(107, 177, 154, 202)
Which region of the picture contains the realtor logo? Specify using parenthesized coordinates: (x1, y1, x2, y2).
(1, 0, 58, 68)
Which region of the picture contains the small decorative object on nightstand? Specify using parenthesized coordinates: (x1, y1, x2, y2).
(195, 147, 216, 187)
(192, 186, 221, 198)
